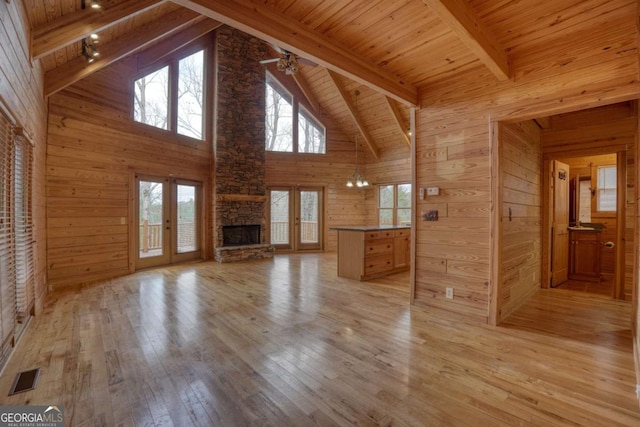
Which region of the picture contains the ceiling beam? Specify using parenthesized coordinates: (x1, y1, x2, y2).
(45, 9, 204, 97)
(136, 19, 222, 71)
(31, 0, 165, 60)
(385, 97, 411, 148)
(171, 0, 418, 106)
(292, 72, 321, 117)
(422, 0, 510, 81)
(326, 70, 379, 160)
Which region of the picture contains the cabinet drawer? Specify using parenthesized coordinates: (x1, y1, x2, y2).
(364, 254, 393, 275)
(394, 229, 410, 237)
(365, 230, 396, 240)
(365, 238, 393, 255)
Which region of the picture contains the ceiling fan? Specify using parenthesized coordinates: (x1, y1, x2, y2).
(260, 47, 316, 75)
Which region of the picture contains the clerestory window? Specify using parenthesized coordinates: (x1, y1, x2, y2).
(265, 72, 325, 154)
(133, 48, 206, 140)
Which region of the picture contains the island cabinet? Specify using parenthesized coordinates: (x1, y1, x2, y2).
(333, 226, 411, 281)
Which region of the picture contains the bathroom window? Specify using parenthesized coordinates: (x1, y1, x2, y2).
(379, 183, 411, 226)
(596, 165, 616, 212)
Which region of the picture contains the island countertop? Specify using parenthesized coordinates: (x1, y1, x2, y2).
(330, 225, 411, 232)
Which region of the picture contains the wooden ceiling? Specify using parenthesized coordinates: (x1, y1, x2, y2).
(23, 0, 637, 158)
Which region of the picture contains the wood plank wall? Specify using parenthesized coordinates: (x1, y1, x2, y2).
(0, 1, 47, 309)
(413, 1, 639, 323)
(545, 104, 636, 300)
(499, 120, 542, 322)
(46, 57, 211, 288)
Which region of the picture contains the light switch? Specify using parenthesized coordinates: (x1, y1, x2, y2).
(427, 187, 440, 196)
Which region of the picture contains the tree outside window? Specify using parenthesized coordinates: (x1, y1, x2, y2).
(133, 47, 206, 140)
(265, 74, 293, 152)
(265, 72, 325, 154)
(379, 183, 412, 226)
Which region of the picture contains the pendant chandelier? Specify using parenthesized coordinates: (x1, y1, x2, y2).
(346, 90, 369, 188)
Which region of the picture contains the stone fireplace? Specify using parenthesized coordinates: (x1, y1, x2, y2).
(213, 27, 274, 262)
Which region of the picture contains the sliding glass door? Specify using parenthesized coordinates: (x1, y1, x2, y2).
(136, 175, 202, 269)
(269, 187, 323, 251)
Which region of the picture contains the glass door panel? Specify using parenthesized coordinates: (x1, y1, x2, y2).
(299, 190, 319, 245)
(172, 180, 201, 263)
(137, 176, 170, 268)
(270, 189, 291, 248)
(269, 187, 323, 251)
(136, 176, 202, 269)
(176, 184, 196, 253)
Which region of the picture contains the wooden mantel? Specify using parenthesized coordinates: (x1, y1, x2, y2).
(216, 194, 268, 202)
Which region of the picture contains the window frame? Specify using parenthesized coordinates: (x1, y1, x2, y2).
(265, 71, 326, 154)
(132, 40, 210, 142)
(595, 164, 617, 213)
(378, 183, 412, 226)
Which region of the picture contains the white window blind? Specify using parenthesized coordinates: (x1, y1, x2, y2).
(0, 109, 16, 350)
(13, 129, 34, 322)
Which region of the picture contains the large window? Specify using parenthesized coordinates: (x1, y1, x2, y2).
(134, 48, 206, 140)
(379, 183, 412, 226)
(0, 107, 35, 352)
(596, 165, 616, 212)
(265, 73, 325, 154)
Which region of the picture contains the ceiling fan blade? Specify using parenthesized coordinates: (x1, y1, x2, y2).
(259, 58, 280, 64)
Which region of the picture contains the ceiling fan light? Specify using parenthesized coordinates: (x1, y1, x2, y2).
(89, 0, 102, 9)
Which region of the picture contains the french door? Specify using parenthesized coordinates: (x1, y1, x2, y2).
(136, 174, 202, 269)
(269, 187, 323, 251)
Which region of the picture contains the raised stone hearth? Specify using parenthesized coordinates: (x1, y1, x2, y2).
(214, 244, 274, 263)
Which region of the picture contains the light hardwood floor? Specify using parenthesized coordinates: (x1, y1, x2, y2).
(0, 253, 638, 426)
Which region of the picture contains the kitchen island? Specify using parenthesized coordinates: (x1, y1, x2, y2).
(332, 225, 411, 281)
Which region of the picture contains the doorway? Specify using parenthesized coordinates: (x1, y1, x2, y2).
(545, 153, 623, 298)
(268, 186, 323, 251)
(135, 174, 202, 269)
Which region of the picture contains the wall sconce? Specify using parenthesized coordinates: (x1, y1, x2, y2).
(82, 37, 99, 63)
(81, 0, 102, 9)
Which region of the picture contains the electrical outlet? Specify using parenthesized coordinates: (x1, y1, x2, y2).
(445, 287, 454, 299)
(636, 384, 640, 399)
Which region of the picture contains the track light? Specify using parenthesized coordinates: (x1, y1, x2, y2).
(82, 37, 99, 63)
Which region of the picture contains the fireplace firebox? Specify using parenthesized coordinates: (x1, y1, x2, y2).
(222, 225, 260, 246)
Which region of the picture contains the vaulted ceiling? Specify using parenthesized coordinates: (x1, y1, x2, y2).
(24, 0, 636, 158)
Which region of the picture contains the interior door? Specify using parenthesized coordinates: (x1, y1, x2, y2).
(269, 187, 323, 251)
(136, 175, 202, 269)
(551, 160, 570, 286)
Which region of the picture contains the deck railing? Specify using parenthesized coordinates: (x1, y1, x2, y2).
(270, 221, 318, 244)
(139, 221, 195, 252)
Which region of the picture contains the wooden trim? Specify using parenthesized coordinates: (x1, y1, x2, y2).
(541, 159, 552, 289)
(128, 170, 136, 273)
(410, 107, 417, 303)
(216, 194, 268, 202)
(489, 120, 501, 326)
(615, 151, 626, 300)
